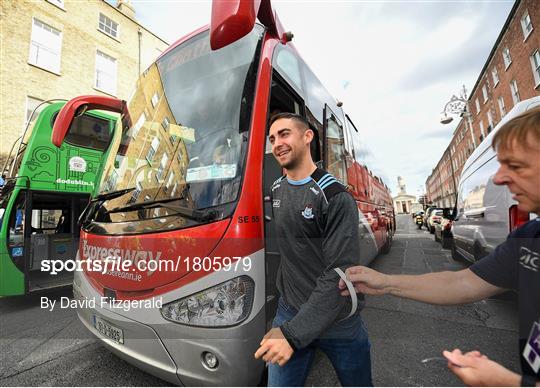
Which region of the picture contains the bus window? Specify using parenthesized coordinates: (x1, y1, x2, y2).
(344, 114, 358, 161)
(274, 46, 303, 94)
(64, 114, 113, 151)
(30, 209, 66, 234)
(324, 107, 348, 185)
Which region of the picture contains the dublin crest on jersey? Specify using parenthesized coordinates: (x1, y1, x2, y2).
(302, 204, 314, 219)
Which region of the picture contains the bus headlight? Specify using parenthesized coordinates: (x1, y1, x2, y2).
(160, 276, 254, 327)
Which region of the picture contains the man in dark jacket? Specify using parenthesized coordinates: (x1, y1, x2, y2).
(255, 113, 372, 386)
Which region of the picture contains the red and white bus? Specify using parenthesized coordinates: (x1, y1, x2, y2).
(52, 1, 395, 385)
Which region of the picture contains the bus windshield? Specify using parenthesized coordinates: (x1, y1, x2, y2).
(94, 26, 263, 228)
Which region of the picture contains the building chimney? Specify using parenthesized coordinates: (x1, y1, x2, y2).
(117, 0, 136, 19)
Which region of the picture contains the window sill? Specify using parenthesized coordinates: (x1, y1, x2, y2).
(28, 62, 61, 76)
(535, 81, 540, 90)
(97, 28, 121, 43)
(504, 61, 512, 71)
(93, 86, 117, 97)
(493, 80, 499, 88)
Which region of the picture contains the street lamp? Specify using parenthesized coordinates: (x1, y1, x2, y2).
(440, 85, 476, 148)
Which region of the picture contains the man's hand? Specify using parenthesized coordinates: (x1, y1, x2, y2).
(443, 349, 521, 386)
(338, 266, 392, 296)
(254, 328, 294, 367)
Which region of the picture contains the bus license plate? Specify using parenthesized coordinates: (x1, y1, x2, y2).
(94, 316, 124, 344)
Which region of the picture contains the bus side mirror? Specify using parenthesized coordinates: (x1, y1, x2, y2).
(51, 95, 128, 147)
(210, 0, 259, 50)
(210, 0, 284, 50)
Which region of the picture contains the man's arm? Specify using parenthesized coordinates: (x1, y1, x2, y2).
(341, 225, 519, 305)
(340, 266, 504, 305)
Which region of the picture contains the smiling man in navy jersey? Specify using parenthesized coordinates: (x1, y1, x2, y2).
(254, 112, 372, 386)
(341, 107, 540, 387)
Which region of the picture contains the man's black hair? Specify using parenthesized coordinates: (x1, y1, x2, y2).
(269, 112, 309, 131)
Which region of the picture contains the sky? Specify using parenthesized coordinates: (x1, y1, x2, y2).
(128, 0, 515, 197)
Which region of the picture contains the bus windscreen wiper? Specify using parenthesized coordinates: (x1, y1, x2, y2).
(92, 187, 136, 202)
(79, 187, 137, 225)
(106, 197, 216, 222)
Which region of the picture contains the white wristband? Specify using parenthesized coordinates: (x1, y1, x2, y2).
(334, 267, 358, 320)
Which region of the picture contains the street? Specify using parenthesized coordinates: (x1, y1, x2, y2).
(0, 214, 518, 386)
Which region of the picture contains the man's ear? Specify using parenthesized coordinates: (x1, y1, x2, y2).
(304, 128, 314, 144)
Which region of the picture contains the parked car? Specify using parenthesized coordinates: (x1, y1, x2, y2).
(423, 206, 437, 228)
(426, 208, 444, 233)
(434, 209, 454, 249)
(451, 97, 540, 263)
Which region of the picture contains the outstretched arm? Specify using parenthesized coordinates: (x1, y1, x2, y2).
(339, 266, 503, 305)
(443, 349, 534, 387)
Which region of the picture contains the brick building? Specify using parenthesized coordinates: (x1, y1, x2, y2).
(426, 0, 540, 207)
(0, 0, 168, 164)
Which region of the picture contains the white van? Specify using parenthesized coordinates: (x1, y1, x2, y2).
(451, 97, 540, 263)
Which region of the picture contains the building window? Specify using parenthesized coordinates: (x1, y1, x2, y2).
(29, 18, 62, 74)
(502, 47, 512, 69)
(487, 110, 493, 131)
(156, 153, 168, 181)
(131, 113, 146, 138)
(475, 98, 480, 114)
(498, 96, 506, 117)
(491, 67, 499, 86)
(521, 10, 533, 40)
(164, 172, 175, 192)
(95, 50, 117, 95)
(530, 50, 540, 87)
(46, 0, 64, 9)
(129, 182, 143, 204)
(146, 137, 160, 162)
(98, 13, 119, 39)
(479, 120, 485, 138)
(510, 80, 520, 105)
(482, 85, 488, 103)
(162, 116, 170, 130)
(151, 92, 159, 108)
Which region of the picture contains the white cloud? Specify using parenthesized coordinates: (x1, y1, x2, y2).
(131, 0, 513, 196)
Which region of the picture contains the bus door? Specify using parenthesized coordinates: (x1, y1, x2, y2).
(6, 189, 90, 293)
(263, 70, 305, 328)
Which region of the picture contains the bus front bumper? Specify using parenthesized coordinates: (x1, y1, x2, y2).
(73, 273, 266, 386)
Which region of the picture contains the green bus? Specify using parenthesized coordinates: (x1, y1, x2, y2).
(0, 101, 117, 295)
